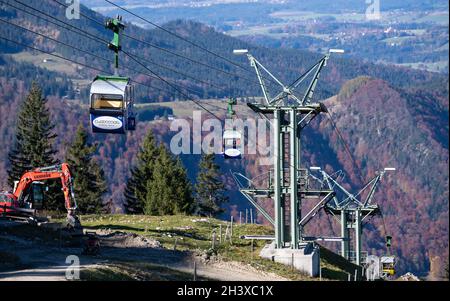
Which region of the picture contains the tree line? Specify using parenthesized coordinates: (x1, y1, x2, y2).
(7, 83, 228, 217)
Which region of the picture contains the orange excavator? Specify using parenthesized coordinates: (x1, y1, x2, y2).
(0, 163, 80, 229)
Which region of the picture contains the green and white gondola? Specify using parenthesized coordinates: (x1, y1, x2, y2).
(90, 75, 135, 134)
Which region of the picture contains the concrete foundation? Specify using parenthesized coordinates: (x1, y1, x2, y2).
(260, 242, 320, 277)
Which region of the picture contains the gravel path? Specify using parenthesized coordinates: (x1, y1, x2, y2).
(0, 224, 287, 281)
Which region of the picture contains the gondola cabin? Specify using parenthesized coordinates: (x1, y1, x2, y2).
(90, 75, 135, 134)
(223, 130, 242, 159)
(380, 256, 396, 277)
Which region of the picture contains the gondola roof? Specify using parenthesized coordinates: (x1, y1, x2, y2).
(90, 75, 130, 95)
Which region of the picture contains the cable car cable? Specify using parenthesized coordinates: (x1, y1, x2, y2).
(9, 0, 282, 109)
(326, 110, 366, 184)
(49, 0, 229, 92)
(7, 0, 281, 151)
(51, 0, 108, 28)
(326, 109, 393, 253)
(0, 5, 217, 96)
(31, 0, 279, 101)
(14, 0, 234, 95)
(124, 50, 223, 119)
(126, 52, 227, 92)
(0, 12, 229, 112)
(6, 2, 311, 161)
(8, 0, 108, 45)
(123, 50, 223, 120)
(122, 33, 260, 86)
(0, 35, 181, 96)
(326, 109, 392, 243)
(0, 18, 111, 61)
(0, 18, 204, 97)
(102, 0, 279, 86)
(101, 0, 282, 89)
(50, 0, 263, 88)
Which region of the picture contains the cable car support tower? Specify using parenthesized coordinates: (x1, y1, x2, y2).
(309, 167, 395, 266)
(233, 49, 344, 275)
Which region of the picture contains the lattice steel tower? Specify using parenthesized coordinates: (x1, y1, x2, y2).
(233, 49, 344, 250)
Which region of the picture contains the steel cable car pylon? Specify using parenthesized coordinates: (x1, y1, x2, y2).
(231, 49, 342, 256)
(89, 15, 136, 134)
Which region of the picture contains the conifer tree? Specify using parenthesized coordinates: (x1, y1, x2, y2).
(7, 82, 61, 210)
(124, 129, 194, 215)
(145, 145, 194, 215)
(102, 198, 114, 214)
(123, 167, 144, 214)
(194, 154, 228, 217)
(123, 130, 160, 214)
(65, 124, 107, 214)
(8, 83, 57, 184)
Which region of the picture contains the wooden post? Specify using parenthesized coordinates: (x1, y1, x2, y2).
(348, 273, 351, 281)
(239, 211, 242, 224)
(291, 253, 294, 270)
(245, 209, 248, 224)
(225, 224, 230, 244)
(212, 230, 216, 249)
(250, 209, 253, 224)
(59, 227, 62, 250)
(354, 269, 358, 281)
(193, 261, 197, 281)
(230, 216, 234, 238)
(319, 265, 322, 281)
(219, 224, 222, 244)
(251, 239, 254, 260)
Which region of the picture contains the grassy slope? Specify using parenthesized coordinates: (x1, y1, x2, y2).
(77, 214, 359, 281)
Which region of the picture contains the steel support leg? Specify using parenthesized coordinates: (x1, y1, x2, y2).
(355, 209, 362, 265)
(341, 210, 349, 259)
(273, 109, 283, 248)
(290, 109, 299, 249)
(297, 112, 302, 241)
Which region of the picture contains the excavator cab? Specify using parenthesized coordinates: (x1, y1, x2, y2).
(14, 181, 45, 210)
(29, 182, 45, 210)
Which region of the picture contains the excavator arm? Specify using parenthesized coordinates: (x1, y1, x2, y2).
(1, 163, 81, 230)
(14, 163, 77, 211)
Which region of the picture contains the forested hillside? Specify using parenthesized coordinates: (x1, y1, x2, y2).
(310, 77, 448, 276)
(0, 0, 448, 278)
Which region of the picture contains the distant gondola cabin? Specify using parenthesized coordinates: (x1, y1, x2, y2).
(89, 75, 135, 134)
(223, 130, 242, 159)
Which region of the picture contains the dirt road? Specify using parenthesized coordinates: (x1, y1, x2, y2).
(0, 223, 287, 281)
(175, 261, 287, 281)
(0, 266, 71, 281)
